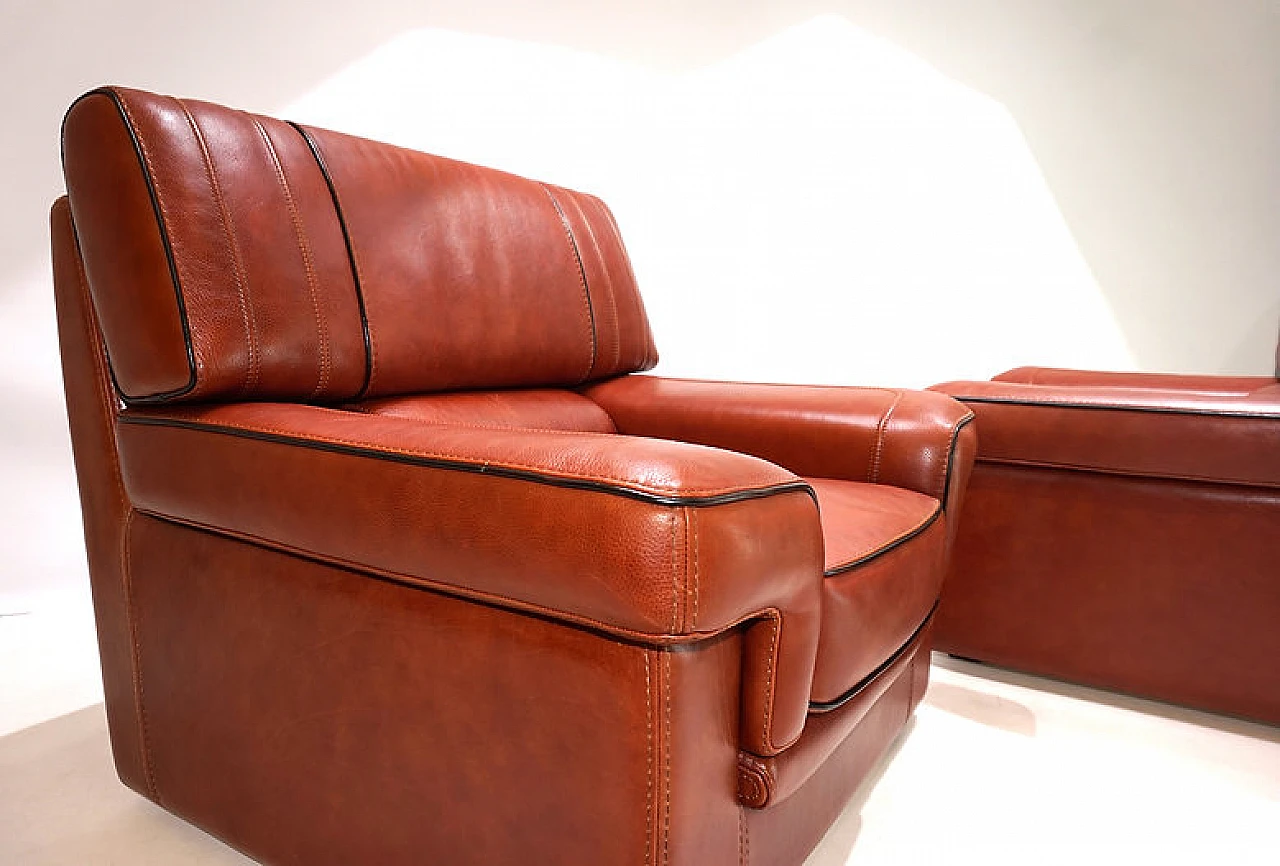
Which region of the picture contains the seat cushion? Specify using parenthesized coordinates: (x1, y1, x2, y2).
(807, 478, 945, 706)
(349, 389, 616, 433)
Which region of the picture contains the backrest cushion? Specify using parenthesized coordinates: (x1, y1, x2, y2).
(61, 86, 657, 404)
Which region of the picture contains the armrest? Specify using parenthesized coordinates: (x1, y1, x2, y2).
(931, 379, 1280, 488)
(115, 401, 823, 755)
(581, 375, 976, 508)
(994, 366, 1277, 396)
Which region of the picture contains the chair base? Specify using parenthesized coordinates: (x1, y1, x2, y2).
(110, 513, 930, 866)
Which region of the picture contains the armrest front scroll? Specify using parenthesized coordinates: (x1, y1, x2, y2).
(582, 375, 976, 507)
(115, 401, 823, 755)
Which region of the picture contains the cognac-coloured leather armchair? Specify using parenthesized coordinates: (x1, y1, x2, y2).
(931, 364, 1280, 725)
(56, 86, 976, 865)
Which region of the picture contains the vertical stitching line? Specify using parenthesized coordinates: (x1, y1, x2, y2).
(687, 509, 698, 631)
(591, 194, 652, 369)
(177, 101, 258, 394)
(662, 651, 672, 866)
(644, 651, 653, 866)
(253, 118, 331, 398)
(115, 95, 206, 377)
(287, 122, 376, 398)
(739, 807, 748, 866)
(572, 193, 621, 372)
(870, 390, 904, 483)
(120, 510, 157, 801)
(763, 614, 780, 752)
(669, 510, 680, 633)
(540, 184, 597, 382)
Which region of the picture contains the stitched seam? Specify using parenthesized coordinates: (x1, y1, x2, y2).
(120, 510, 157, 801)
(253, 117, 331, 398)
(689, 509, 699, 631)
(122, 416, 806, 499)
(670, 511, 681, 633)
(573, 193, 621, 371)
(177, 101, 258, 394)
(644, 651, 653, 866)
(541, 184, 597, 381)
(763, 614, 780, 752)
(869, 390, 903, 483)
(589, 195, 651, 369)
(662, 651, 672, 866)
(136, 507, 793, 647)
(740, 807, 749, 866)
(116, 94, 206, 379)
(934, 415, 971, 502)
(290, 123, 375, 397)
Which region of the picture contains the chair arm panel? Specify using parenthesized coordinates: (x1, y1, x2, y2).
(994, 366, 1277, 395)
(582, 375, 975, 506)
(931, 380, 1280, 488)
(115, 401, 823, 755)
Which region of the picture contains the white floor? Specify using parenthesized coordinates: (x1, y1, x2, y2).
(1, 627, 1276, 866)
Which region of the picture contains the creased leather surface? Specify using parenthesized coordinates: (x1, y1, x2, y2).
(61, 86, 657, 403)
(937, 463, 1280, 724)
(932, 379, 1280, 488)
(116, 401, 824, 755)
(583, 375, 974, 504)
(936, 366, 1280, 724)
(298, 125, 657, 396)
(50, 197, 151, 797)
(56, 84, 968, 866)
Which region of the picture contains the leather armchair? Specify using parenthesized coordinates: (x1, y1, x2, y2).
(56, 87, 976, 865)
(931, 364, 1280, 725)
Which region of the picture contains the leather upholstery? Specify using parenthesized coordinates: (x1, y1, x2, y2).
(932, 367, 1280, 724)
(56, 85, 977, 865)
(61, 86, 656, 404)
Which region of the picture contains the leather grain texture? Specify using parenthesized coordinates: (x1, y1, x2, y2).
(934, 367, 1280, 724)
(51, 197, 152, 798)
(61, 86, 656, 404)
(55, 85, 979, 866)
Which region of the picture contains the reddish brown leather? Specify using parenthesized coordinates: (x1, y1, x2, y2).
(62, 88, 367, 403)
(938, 464, 1280, 723)
(583, 376, 975, 504)
(61, 86, 657, 404)
(50, 198, 151, 798)
(932, 379, 1280, 488)
(807, 481, 944, 703)
(743, 635, 929, 865)
(297, 126, 657, 397)
(738, 617, 933, 808)
(129, 513, 659, 864)
(114, 401, 823, 755)
(934, 369, 1280, 724)
(807, 479, 940, 574)
(57, 86, 964, 866)
(995, 366, 1276, 394)
(349, 389, 616, 433)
